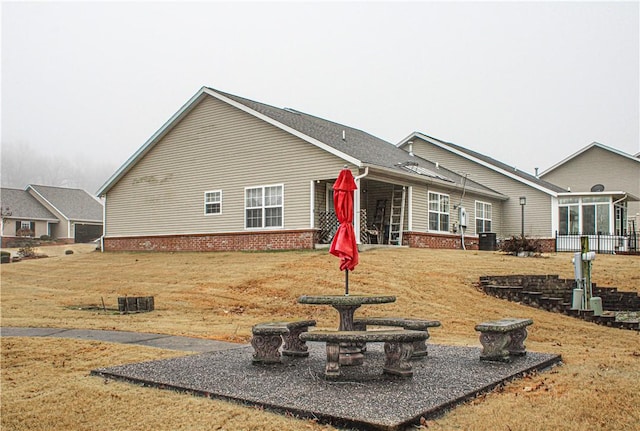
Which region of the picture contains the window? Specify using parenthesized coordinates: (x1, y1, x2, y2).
(475, 201, 492, 233)
(558, 196, 611, 235)
(428, 192, 449, 232)
(204, 190, 222, 215)
(582, 203, 609, 235)
(245, 185, 283, 229)
(16, 221, 34, 237)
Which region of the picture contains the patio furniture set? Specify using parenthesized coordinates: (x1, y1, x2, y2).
(251, 293, 533, 379)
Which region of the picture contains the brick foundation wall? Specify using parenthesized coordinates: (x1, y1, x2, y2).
(404, 232, 479, 250)
(103, 230, 317, 252)
(537, 239, 556, 253)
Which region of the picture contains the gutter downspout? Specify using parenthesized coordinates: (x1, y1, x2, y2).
(354, 167, 370, 245)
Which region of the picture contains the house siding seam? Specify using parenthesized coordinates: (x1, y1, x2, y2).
(104, 229, 317, 252)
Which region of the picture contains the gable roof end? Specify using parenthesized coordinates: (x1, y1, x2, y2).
(97, 87, 367, 196)
(539, 142, 640, 177)
(27, 185, 102, 222)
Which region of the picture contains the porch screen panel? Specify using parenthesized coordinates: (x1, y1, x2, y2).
(559, 198, 580, 235)
(581, 197, 610, 235)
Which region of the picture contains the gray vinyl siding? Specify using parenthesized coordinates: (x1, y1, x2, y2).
(105, 96, 348, 237)
(540, 146, 640, 218)
(409, 185, 502, 235)
(411, 138, 554, 237)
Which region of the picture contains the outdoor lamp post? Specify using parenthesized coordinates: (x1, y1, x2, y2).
(519, 196, 526, 237)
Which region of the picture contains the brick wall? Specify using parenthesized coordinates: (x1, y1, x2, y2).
(104, 229, 317, 252)
(404, 232, 479, 250)
(537, 239, 556, 253)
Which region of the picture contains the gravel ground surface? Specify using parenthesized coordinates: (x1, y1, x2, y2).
(93, 343, 562, 430)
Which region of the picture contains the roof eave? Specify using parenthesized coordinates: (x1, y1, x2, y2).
(203, 88, 362, 168)
(363, 164, 508, 200)
(539, 142, 640, 177)
(97, 87, 211, 196)
(558, 191, 640, 202)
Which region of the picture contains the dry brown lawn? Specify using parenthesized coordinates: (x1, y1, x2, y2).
(1, 244, 639, 430)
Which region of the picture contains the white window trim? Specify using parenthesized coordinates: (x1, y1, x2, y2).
(475, 200, 492, 233)
(428, 191, 450, 233)
(204, 190, 222, 215)
(558, 196, 613, 235)
(244, 184, 284, 230)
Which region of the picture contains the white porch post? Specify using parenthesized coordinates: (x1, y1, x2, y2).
(309, 180, 316, 229)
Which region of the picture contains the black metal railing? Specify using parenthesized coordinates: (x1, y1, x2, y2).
(555, 232, 639, 254)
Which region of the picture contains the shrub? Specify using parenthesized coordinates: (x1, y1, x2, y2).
(16, 228, 34, 237)
(40, 235, 52, 241)
(500, 235, 543, 256)
(18, 244, 37, 258)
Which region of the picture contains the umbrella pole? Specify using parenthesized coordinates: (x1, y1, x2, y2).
(345, 269, 349, 296)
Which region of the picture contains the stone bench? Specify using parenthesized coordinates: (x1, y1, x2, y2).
(475, 318, 533, 362)
(353, 317, 441, 357)
(251, 320, 316, 364)
(299, 329, 428, 378)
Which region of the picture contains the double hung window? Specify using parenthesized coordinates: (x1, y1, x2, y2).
(428, 192, 449, 232)
(245, 185, 283, 228)
(475, 201, 492, 233)
(204, 190, 222, 215)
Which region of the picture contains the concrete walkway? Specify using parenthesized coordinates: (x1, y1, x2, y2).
(0, 327, 245, 353)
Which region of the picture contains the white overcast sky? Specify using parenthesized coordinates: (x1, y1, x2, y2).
(2, 1, 639, 193)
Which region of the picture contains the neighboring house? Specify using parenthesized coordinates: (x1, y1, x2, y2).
(0, 185, 103, 244)
(397, 132, 567, 250)
(0, 188, 59, 241)
(398, 135, 639, 253)
(97, 86, 507, 252)
(539, 142, 640, 239)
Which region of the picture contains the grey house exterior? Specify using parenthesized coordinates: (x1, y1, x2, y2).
(97, 87, 506, 252)
(0, 185, 103, 244)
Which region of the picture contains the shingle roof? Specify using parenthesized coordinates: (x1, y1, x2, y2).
(27, 185, 103, 222)
(404, 133, 567, 194)
(98, 86, 505, 199)
(0, 188, 58, 220)
(213, 89, 502, 197)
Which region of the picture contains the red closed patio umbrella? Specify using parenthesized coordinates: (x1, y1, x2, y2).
(329, 168, 359, 295)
